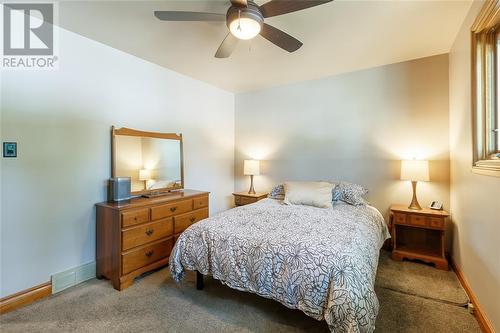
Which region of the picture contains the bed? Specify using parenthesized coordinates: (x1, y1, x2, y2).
(169, 198, 390, 333)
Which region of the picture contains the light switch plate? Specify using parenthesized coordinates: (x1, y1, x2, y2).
(3, 142, 17, 158)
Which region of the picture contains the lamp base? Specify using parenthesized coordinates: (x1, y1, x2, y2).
(408, 181, 422, 210)
(248, 175, 256, 194)
(408, 201, 422, 210)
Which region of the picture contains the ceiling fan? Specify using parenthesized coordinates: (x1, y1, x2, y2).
(154, 0, 333, 58)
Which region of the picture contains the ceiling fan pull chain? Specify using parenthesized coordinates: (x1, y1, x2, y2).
(237, 9, 242, 32)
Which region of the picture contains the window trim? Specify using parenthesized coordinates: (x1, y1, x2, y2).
(471, 0, 500, 177)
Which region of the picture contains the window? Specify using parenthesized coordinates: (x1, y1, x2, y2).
(496, 34, 500, 150)
(471, 0, 500, 176)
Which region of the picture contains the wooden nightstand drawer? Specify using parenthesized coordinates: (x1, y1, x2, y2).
(235, 196, 256, 206)
(233, 192, 268, 207)
(151, 199, 192, 220)
(174, 208, 209, 234)
(122, 208, 150, 228)
(429, 217, 445, 230)
(394, 213, 408, 225)
(122, 218, 173, 251)
(409, 214, 428, 227)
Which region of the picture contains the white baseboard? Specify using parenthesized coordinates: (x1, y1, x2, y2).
(51, 261, 96, 294)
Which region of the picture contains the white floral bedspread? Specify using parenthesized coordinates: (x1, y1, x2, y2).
(169, 199, 390, 333)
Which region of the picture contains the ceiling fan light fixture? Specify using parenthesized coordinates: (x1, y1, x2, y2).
(155, 0, 333, 58)
(229, 17, 261, 40)
(226, 2, 263, 41)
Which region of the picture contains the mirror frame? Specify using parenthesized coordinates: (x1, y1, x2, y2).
(111, 126, 184, 195)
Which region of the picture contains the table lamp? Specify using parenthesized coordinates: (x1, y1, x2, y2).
(243, 159, 260, 194)
(139, 169, 151, 190)
(400, 160, 429, 210)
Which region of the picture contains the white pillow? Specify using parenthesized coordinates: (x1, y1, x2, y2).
(283, 181, 334, 208)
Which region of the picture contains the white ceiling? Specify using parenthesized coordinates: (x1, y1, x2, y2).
(58, 0, 472, 92)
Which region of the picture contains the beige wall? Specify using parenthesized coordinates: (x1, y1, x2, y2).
(235, 55, 450, 223)
(1, 27, 235, 297)
(449, 1, 500, 331)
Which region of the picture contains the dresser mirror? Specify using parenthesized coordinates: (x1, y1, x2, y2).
(111, 127, 184, 195)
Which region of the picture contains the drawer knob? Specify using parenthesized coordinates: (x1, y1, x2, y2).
(190, 217, 196, 223)
(145, 250, 154, 258)
(170, 207, 177, 212)
(134, 217, 137, 221)
(145, 229, 154, 236)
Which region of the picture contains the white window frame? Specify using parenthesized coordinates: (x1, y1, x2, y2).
(471, 0, 500, 177)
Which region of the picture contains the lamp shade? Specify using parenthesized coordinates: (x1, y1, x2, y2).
(401, 160, 429, 181)
(139, 169, 151, 181)
(243, 159, 260, 176)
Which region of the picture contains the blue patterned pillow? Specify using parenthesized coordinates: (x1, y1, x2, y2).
(332, 185, 342, 202)
(268, 184, 285, 200)
(333, 182, 368, 206)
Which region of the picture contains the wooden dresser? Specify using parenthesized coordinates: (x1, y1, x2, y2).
(390, 204, 449, 270)
(96, 189, 209, 290)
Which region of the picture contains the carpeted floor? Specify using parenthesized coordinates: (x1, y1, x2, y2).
(375, 251, 469, 305)
(0, 250, 481, 333)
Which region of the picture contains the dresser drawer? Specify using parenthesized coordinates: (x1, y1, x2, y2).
(122, 238, 173, 275)
(174, 208, 209, 234)
(393, 213, 408, 225)
(122, 218, 174, 251)
(409, 215, 428, 227)
(122, 208, 150, 228)
(429, 217, 445, 230)
(193, 195, 209, 210)
(151, 199, 192, 220)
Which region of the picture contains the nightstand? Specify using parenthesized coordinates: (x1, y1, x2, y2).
(233, 192, 268, 207)
(390, 204, 449, 270)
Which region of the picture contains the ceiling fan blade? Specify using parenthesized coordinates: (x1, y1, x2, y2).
(230, 0, 248, 7)
(260, 23, 302, 52)
(259, 0, 333, 18)
(215, 33, 239, 58)
(154, 11, 226, 21)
